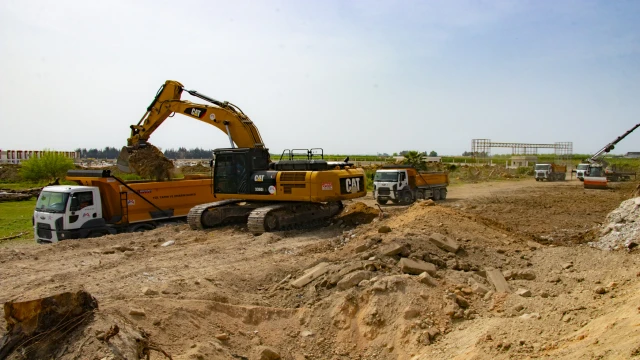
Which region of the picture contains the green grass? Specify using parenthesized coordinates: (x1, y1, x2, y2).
(0, 199, 36, 245)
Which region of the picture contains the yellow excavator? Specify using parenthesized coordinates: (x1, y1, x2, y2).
(117, 80, 367, 234)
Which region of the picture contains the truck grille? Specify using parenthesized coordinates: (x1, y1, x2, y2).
(36, 223, 52, 239)
(378, 187, 390, 196)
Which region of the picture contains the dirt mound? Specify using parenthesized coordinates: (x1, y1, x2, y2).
(0, 164, 21, 183)
(128, 144, 174, 181)
(4, 181, 640, 359)
(336, 202, 380, 225)
(589, 197, 640, 250)
(180, 163, 210, 175)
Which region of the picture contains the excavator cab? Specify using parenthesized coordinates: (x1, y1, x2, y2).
(212, 148, 271, 194)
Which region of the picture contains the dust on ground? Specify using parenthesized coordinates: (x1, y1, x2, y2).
(128, 144, 175, 181)
(2, 179, 640, 359)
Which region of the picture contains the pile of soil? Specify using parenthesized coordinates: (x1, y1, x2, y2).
(452, 165, 531, 183)
(180, 163, 210, 175)
(336, 202, 380, 225)
(0, 164, 21, 183)
(128, 144, 174, 181)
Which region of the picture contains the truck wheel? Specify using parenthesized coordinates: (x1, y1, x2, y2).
(400, 191, 414, 205)
(376, 198, 388, 205)
(433, 189, 441, 201)
(440, 188, 447, 200)
(416, 191, 425, 200)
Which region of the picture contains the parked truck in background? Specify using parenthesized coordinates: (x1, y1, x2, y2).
(33, 170, 216, 243)
(534, 163, 567, 181)
(373, 165, 449, 205)
(575, 163, 589, 181)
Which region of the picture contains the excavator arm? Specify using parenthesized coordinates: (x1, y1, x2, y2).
(118, 80, 265, 172)
(587, 122, 640, 164)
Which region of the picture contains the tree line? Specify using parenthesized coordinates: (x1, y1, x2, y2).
(75, 147, 214, 159)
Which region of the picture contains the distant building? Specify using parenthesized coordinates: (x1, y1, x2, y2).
(624, 152, 640, 158)
(425, 156, 442, 163)
(0, 149, 79, 164)
(509, 155, 538, 168)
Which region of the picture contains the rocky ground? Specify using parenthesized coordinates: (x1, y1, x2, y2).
(1, 179, 639, 359)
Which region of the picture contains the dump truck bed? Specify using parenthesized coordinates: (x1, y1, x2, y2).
(413, 170, 449, 187)
(67, 172, 216, 224)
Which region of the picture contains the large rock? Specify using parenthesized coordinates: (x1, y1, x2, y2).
(329, 263, 364, 285)
(417, 272, 437, 286)
(253, 346, 281, 360)
(381, 243, 410, 257)
(337, 270, 373, 290)
(403, 306, 421, 319)
(141, 287, 158, 296)
(378, 226, 392, 233)
(291, 262, 330, 288)
(503, 269, 536, 280)
(471, 282, 489, 295)
(429, 233, 460, 253)
(486, 268, 511, 293)
(399, 258, 436, 276)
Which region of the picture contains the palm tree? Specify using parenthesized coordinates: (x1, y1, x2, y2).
(403, 151, 425, 169)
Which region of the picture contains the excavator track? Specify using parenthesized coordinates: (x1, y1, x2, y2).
(247, 201, 344, 235)
(187, 199, 245, 230)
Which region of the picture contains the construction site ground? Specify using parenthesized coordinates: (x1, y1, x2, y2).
(2, 178, 640, 359)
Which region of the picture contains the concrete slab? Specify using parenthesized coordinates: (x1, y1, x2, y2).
(429, 233, 460, 253)
(291, 262, 330, 288)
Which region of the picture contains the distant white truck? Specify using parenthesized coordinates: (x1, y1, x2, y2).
(372, 166, 449, 205)
(575, 163, 589, 181)
(534, 163, 567, 181)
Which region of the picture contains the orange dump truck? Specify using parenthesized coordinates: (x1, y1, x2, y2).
(33, 170, 215, 243)
(373, 165, 449, 205)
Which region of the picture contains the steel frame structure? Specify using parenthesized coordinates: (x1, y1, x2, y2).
(471, 139, 573, 163)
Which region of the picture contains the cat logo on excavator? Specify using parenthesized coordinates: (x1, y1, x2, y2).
(184, 107, 207, 119)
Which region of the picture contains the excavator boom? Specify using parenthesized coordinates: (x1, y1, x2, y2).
(117, 80, 264, 172)
(587, 122, 640, 164)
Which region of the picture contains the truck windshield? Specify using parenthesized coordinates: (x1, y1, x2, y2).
(374, 172, 399, 182)
(577, 164, 589, 170)
(35, 191, 69, 213)
(535, 165, 550, 171)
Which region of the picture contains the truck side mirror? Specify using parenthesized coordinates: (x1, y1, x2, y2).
(70, 198, 80, 211)
(209, 159, 214, 167)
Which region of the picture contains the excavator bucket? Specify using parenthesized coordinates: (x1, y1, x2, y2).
(116, 146, 134, 173)
(584, 177, 608, 190)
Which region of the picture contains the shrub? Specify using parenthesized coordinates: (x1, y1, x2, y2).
(20, 151, 75, 182)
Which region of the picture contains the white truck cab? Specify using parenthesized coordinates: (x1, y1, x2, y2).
(373, 167, 449, 205)
(373, 169, 406, 203)
(534, 164, 552, 180)
(575, 163, 589, 181)
(34, 186, 111, 243)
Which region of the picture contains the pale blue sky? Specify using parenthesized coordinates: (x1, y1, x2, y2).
(1, 0, 639, 155)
